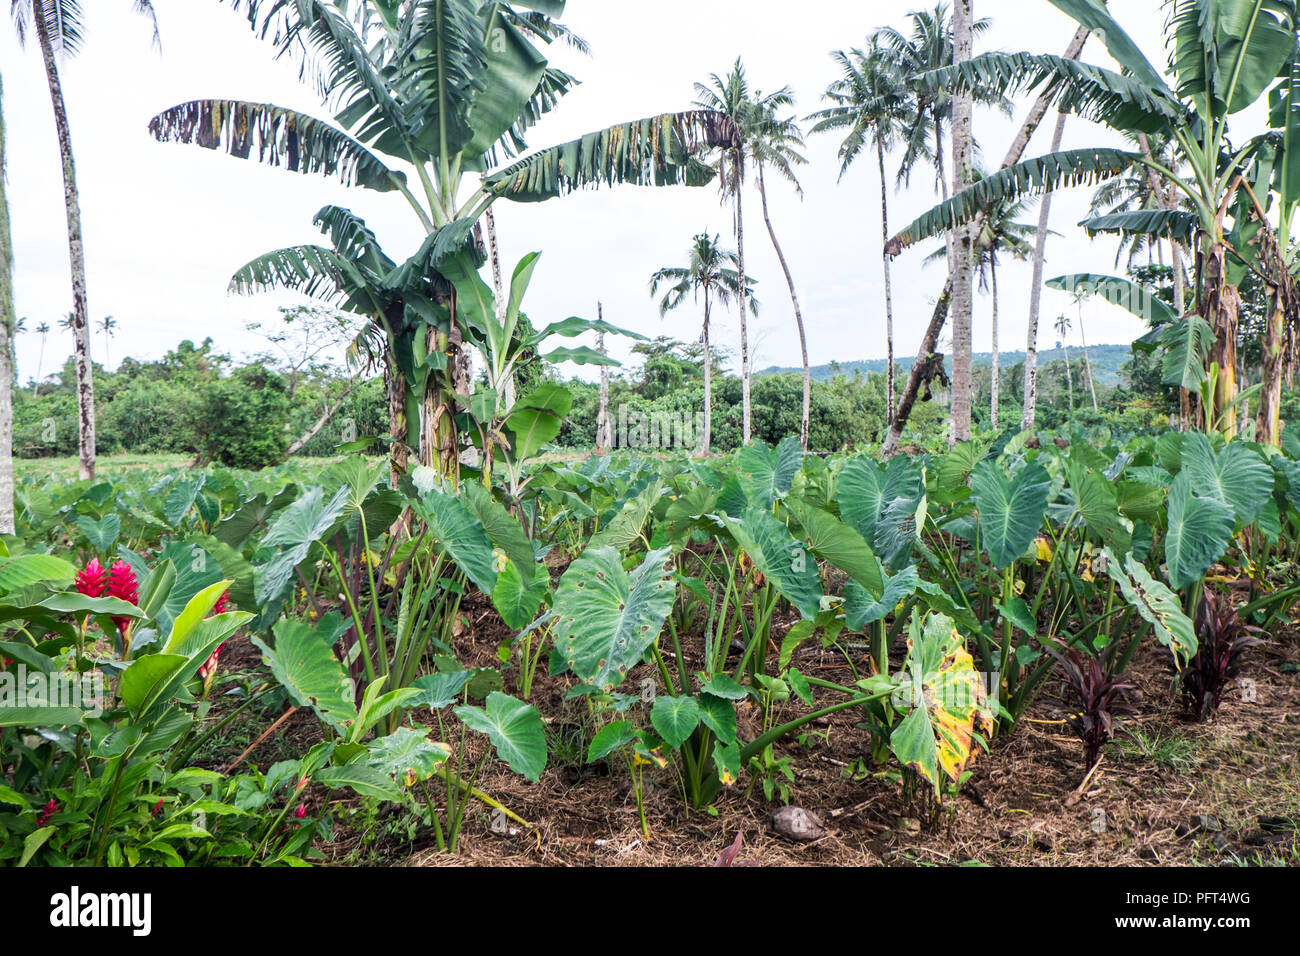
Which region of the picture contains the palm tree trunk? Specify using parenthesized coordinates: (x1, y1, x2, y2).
(1022, 106, 1070, 431)
(877, 137, 897, 425)
(990, 257, 999, 431)
(1078, 302, 1099, 410)
(884, 27, 1088, 456)
(735, 157, 751, 446)
(596, 311, 610, 454)
(1062, 340, 1074, 411)
(756, 165, 810, 451)
(34, 8, 95, 481)
(949, 0, 976, 447)
(34, 336, 44, 395)
(0, 73, 14, 533)
(701, 292, 712, 455)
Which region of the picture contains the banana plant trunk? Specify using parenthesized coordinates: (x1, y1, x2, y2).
(756, 165, 810, 451)
(35, 8, 95, 480)
(1257, 296, 1284, 445)
(385, 355, 409, 487)
(0, 73, 14, 534)
(1202, 239, 1241, 437)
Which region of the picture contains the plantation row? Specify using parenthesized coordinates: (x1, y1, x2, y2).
(1, 419, 1297, 862)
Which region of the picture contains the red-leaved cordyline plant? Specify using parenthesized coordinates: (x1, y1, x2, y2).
(1043, 638, 1136, 767)
(75, 558, 108, 598)
(1184, 587, 1265, 722)
(105, 560, 139, 642)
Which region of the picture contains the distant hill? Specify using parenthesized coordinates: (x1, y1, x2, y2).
(759, 342, 1135, 388)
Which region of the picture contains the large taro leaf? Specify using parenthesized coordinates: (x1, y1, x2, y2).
(784, 499, 883, 595)
(736, 436, 804, 509)
(970, 460, 1051, 570)
(1179, 433, 1273, 526)
(843, 564, 922, 631)
(1066, 463, 1132, 552)
(76, 514, 121, 552)
(650, 695, 702, 749)
(888, 613, 993, 794)
(1102, 549, 1197, 663)
(552, 547, 676, 690)
(251, 618, 357, 734)
(367, 726, 451, 786)
(213, 485, 299, 551)
(454, 692, 547, 783)
(838, 454, 923, 548)
(1164, 472, 1234, 590)
(491, 557, 548, 631)
(725, 508, 823, 620)
(590, 479, 664, 551)
(254, 486, 351, 611)
(413, 486, 499, 596)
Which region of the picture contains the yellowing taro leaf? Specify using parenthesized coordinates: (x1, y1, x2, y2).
(889, 613, 994, 794)
(1035, 537, 1054, 563)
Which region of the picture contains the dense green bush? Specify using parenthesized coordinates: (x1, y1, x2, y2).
(198, 364, 292, 469)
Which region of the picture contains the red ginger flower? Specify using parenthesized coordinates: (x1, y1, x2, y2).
(106, 560, 139, 637)
(294, 803, 307, 819)
(198, 588, 234, 681)
(75, 558, 108, 598)
(36, 798, 59, 827)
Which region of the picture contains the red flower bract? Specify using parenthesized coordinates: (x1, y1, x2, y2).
(36, 798, 59, 827)
(106, 560, 139, 636)
(294, 803, 307, 819)
(75, 559, 108, 599)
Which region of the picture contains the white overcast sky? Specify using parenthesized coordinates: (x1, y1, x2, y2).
(2, 0, 1191, 383)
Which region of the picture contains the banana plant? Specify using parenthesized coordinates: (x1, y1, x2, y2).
(150, 0, 737, 480)
(889, 0, 1300, 439)
(438, 249, 647, 493)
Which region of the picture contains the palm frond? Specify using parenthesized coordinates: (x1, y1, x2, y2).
(148, 100, 404, 192)
(918, 52, 1187, 134)
(1079, 209, 1198, 245)
(483, 111, 737, 202)
(888, 147, 1141, 253)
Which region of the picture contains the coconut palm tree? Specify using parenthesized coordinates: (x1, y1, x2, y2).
(10, 0, 161, 480)
(1068, 286, 1099, 410)
(97, 314, 116, 369)
(692, 59, 759, 445)
(809, 38, 927, 425)
(1055, 313, 1074, 413)
(872, 2, 999, 200)
(0, 71, 14, 532)
(886, 0, 1300, 441)
(33, 321, 50, 394)
(649, 233, 757, 455)
(152, 0, 736, 479)
(744, 91, 812, 450)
